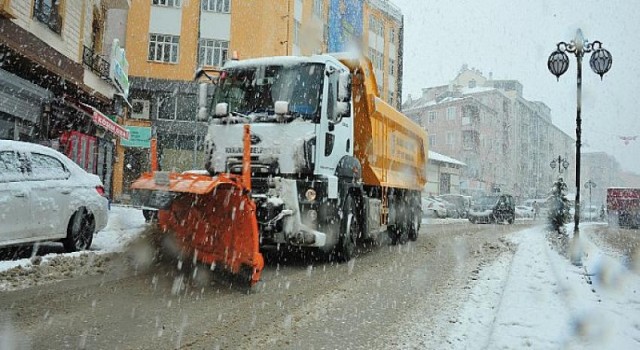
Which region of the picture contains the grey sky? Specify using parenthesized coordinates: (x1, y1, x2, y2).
(395, 0, 640, 174)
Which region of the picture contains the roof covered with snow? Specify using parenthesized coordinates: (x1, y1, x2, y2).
(429, 150, 466, 166)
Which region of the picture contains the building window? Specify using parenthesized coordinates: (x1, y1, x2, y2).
(148, 34, 179, 63)
(367, 48, 383, 71)
(446, 132, 454, 145)
(389, 28, 396, 44)
(293, 20, 301, 46)
(428, 111, 437, 123)
(157, 94, 198, 121)
(313, 0, 322, 18)
(389, 58, 395, 77)
(368, 15, 384, 37)
(199, 39, 228, 67)
(152, 0, 181, 7)
(463, 130, 479, 150)
(202, 0, 230, 13)
(447, 106, 456, 120)
(33, 0, 64, 34)
(429, 135, 437, 147)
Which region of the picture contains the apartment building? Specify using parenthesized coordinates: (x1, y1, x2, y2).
(403, 65, 575, 200)
(121, 0, 404, 197)
(0, 0, 131, 197)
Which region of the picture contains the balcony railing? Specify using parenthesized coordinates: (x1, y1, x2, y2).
(82, 45, 110, 80)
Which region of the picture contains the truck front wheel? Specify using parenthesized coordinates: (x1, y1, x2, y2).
(336, 196, 358, 262)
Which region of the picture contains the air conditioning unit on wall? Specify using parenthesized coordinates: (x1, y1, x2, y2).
(131, 99, 150, 119)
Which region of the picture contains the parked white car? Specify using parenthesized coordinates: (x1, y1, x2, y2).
(0, 140, 109, 251)
(422, 197, 447, 218)
(515, 205, 534, 218)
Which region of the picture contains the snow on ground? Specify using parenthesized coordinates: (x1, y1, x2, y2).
(0, 206, 147, 290)
(422, 223, 640, 349)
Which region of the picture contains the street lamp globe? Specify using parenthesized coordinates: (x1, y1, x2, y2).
(562, 158, 570, 170)
(550, 158, 557, 170)
(548, 49, 570, 80)
(590, 47, 613, 79)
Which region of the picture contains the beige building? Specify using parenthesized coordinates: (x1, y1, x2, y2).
(403, 65, 575, 200)
(1, 0, 131, 198)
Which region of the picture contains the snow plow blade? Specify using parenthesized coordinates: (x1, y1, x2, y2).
(131, 173, 264, 285)
(130, 125, 263, 286)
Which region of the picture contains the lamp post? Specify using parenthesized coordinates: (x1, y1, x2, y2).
(549, 155, 570, 176)
(547, 29, 612, 239)
(585, 180, 597, 220)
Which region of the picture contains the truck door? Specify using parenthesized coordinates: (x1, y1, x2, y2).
(315, 64, 353, 179)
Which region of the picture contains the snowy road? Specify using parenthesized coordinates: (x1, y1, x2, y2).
(1, 208, 639, 349)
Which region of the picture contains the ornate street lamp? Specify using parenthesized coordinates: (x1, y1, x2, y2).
(549, 155, 570, 175)
(584, 180, 597, 220)
(547, 29, 612, 240)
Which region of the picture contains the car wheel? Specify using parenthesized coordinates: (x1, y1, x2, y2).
(508, 214, 515, 224)
(469, 217, 476, 224)
(63, 208, 95, 252)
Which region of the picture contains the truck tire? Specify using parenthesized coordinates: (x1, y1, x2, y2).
(408, 210, 420, 241)
(336, 196, 357, 262)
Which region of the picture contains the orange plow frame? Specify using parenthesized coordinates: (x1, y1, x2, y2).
(131, 125, 264, 285)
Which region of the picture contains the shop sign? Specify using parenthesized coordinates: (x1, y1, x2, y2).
(121, 126, 151, 148)
(109, 39, 130, 98)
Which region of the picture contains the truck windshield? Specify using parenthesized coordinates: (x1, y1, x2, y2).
(213, 63, 324, 122)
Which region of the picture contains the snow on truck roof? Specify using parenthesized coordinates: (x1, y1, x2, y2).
(223, 54, 346, 69)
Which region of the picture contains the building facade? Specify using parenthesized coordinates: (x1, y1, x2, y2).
(121, 0, 404, 199)
(0, 0, 131, 198)
(403, 65, 576, 201)
(424, 150, 465, 196)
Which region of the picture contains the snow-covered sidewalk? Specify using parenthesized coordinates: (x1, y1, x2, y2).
(0, 206, 147, 274)
(445, 224, 640, 349)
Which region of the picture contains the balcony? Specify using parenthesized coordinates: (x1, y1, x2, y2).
(82, 45, 110, 80)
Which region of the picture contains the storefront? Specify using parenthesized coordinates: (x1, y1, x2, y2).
(0, 68, 52, 141)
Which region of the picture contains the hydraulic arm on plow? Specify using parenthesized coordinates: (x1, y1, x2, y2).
(130, 125, 264, 285)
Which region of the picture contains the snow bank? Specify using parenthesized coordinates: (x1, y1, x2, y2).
(0, 206, 147, 291)
(441, 224, 640, 349)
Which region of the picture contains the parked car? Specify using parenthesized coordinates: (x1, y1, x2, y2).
(580, 205, 600, 221)
(422, 197, 447, 218)
(515, 205, 534, 218)
(0, 140, 109, 251)
(468, 194, 516, 224)
(436, 194, 472, 218)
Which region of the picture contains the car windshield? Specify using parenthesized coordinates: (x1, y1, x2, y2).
(212, 63, 324, 122)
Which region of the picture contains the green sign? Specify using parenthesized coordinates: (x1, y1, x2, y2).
(121, 126, 151, 148)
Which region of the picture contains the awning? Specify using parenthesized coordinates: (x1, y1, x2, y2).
(80, 102, 130, 140)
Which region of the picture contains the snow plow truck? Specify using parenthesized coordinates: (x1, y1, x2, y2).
(130, 53, 428, 285)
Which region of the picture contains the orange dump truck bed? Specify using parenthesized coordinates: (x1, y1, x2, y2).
(336, 54, 428, 192)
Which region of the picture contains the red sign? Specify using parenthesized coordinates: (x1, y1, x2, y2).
(80, 102, 130, 140)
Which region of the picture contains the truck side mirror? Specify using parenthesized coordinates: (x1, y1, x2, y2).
(274, 100, 288, 115)
(337, 101, 350, 118)
(215, 102, 229, 116)
(338, 72, 351, 102)
(197, 83, 209, 121)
